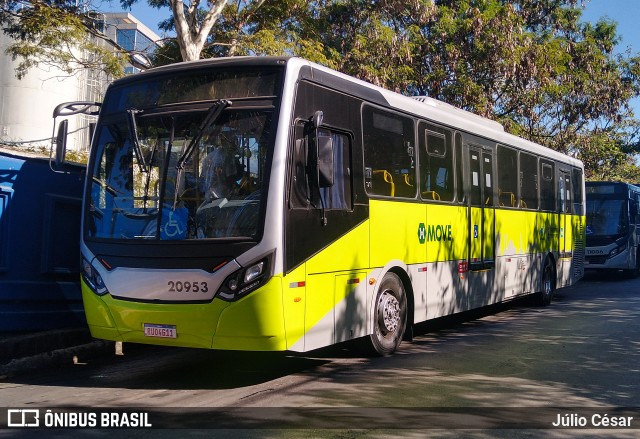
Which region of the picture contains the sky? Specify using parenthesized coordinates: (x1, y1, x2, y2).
(581, 0, 640, 54)
(580, 0, 640, 114)
(99, 1, 168, 37)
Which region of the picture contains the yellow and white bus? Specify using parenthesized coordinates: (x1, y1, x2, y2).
(71, 57, 585, 356)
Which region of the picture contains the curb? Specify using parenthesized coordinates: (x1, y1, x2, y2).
(0, 329, 115, 379)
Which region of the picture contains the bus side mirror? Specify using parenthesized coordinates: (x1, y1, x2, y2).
(307, 111, 334, 188)
(310, 110, 323, 130)
(55, 119, 68, 166)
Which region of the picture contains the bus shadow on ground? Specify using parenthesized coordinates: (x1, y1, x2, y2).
(9, 275, 636, 392)
(582, 269, 638, 282)
(7, 297, 535, 390)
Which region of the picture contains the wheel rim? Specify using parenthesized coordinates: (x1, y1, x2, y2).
(377, 289, 401, 337)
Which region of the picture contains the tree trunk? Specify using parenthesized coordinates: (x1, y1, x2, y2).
(170, 0, 227, 61)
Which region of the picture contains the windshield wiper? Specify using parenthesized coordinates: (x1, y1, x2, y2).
(172, 99, 231, 211)
(126, 108, 147, 173)
(176, 99, 232, 170)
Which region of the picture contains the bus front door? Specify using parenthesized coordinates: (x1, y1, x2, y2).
(467, 145, 495, 306)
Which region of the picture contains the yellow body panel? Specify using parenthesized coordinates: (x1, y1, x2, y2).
(213, 277, 286, 350)
(425, 204, 468, 262)
(370, 200, 424, 266)
(300, 221, 370, 351)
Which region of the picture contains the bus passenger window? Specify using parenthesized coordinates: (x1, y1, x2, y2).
(519, 152, 538, 209)
(572, 168, 584, 215)
(540, 160, 555, 211)
(420, 125, 453, 202)
(497, 145, 518, 207)
(362, 105, 415, 198)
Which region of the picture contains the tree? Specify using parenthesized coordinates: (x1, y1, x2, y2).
(152, 0, 336, 66)
(0, 0, 125, 79)
(124, 0, 266, 62)
(269, 0, 640, 181)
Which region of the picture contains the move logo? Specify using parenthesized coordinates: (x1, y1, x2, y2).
(418, 223, 453, 243)
(418, 223, 427, 244)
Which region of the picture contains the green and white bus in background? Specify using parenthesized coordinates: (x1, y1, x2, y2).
(585, 181, 640, 276)
(60, 57, 585, 356)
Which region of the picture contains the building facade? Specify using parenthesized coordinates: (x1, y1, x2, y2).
(0, 12, 161, 152)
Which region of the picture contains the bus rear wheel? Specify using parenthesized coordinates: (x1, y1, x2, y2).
(537, 258, 555, 306)
(367, 272, 407, 356)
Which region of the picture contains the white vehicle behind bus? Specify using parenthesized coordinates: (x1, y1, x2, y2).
(585, 181, 640, 276)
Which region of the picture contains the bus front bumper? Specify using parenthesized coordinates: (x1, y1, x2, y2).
(81, 277, 287, 351)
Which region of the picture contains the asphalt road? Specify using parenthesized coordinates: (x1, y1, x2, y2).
(1, 271, 639, 438)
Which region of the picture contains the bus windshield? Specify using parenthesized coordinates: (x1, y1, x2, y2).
(86, 107, 273, 241)
(586, 198, 628, 237)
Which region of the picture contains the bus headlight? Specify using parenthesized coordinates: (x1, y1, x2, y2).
(609, 243, 627, 258)
(216, 258, 270, 302)
(244, 261, 264, 283)
(81, 257, 109, 296)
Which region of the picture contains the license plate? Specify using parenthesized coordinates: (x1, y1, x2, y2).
(144, 324, 177, 339)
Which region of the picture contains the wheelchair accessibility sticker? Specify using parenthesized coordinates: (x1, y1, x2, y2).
(161, 208, 188, 240)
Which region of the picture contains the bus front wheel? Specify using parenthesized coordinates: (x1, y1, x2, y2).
(367, 272, 407, 356)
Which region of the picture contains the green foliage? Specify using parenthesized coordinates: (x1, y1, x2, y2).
(1, 1, 126, 79)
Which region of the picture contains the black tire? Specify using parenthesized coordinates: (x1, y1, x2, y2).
(367, 272, 407, 356)
(537, 257, 555, 306)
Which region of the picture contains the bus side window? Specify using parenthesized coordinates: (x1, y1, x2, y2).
(497, 145, 518, 207)
(540, 160, 555, 211)
(317, 129, 352, 210)
(290, 124, 352, 211)
(572, 167, 584, 215)
(455, 133, 464, 203)
(420, 124, 454, 202)
(519, 152, 538, 210)
(290, 125, 310, 208)
(362, 105, 415, 198)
